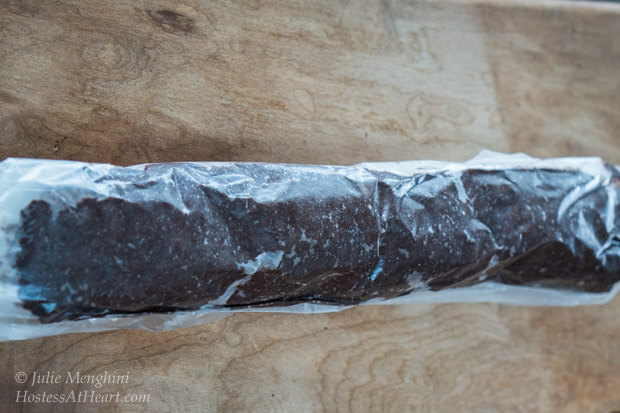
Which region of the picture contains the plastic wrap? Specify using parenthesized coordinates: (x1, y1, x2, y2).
(0, 151, 619, 341)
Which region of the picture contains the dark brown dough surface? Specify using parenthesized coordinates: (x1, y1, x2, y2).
(15, 163, 620, 322)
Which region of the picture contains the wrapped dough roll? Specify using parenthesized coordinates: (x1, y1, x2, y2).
(1, 152, 618, 323)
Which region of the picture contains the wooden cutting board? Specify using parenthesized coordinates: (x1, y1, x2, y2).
(1, 0, 619, 411)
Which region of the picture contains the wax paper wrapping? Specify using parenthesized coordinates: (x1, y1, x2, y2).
(0, 151, 618, 341)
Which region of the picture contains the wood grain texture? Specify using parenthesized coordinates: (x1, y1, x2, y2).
(2, 298, 620, 412)
(1, 0, 620, 412)
(0, 0, 619, 165)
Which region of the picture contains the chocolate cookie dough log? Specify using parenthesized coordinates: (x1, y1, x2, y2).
(15, 162, 620, 323)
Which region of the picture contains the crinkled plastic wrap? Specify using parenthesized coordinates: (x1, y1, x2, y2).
(0, 151, 619, 341)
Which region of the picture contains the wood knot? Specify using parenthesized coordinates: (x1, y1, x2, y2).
(147, 9, 196, 34)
